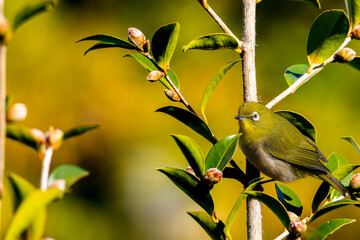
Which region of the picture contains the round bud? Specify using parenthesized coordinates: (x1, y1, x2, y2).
(351, 25, 360, 40)
(0, 15, 9, 40)
(164, 89, 181, 102)
(350, 173, 360, 190)
(29, 128, 47, 144)
(203, 168, 223, 184)
(128, 27, 146, 51)
(335, 48, 356, 63)
(45, 126, 64, 150)
(50, 179, 66, 191)
(186, 166, 195, 175)
(7, 103, 27, 122)
(288, 218, 307, 238)
(147, 70, 164, 82)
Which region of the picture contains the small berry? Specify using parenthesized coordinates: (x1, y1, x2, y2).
(164, 89, 180, 102)
(288, 218, 307, 238)
(203, 168, 223, 184)
(6, 103, 27, 122)
(350, 173, 360, 190)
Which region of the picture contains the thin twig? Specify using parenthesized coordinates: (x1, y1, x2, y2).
(40, 147, 54, 191)
(266, 36, 352, 109)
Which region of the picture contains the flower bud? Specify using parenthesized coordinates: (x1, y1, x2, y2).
(335, 48, 356, 63)
(147, 71, 164, 82)
(29, 128, 47, 144)
(203, 168, 223, 184)
(350, 173, 360, 190)
(288, 211, 299, 221)
(288, 218, 307, 238)
(186, 166, 195, 175)
(164, 89, 180, 102)
(6, 103, 27, 122)
(0, 15, 9, 38)
(351, 25, 360, 40)
(50, 179, 66, 191)
(46, 126, 64, 150)
(128, 27, 146, 51)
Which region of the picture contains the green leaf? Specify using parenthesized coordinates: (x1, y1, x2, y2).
(156, 106, 215, 143)
(284, 64, 309, 86)
(63, 124, 99, 141)
(290, 0, 320, 9)
(275, 110, 316, 142)
(188, 211, 226, 240)
(326, 153, 349, 172)
(124, 53, 180, 89)
(201, 60, 240, 122)
(151, 23, 180, 70)
(342, 136, 360, 155)
(77, 34, 137, 50)
(332, 164, 360, 181)
(171, 135, 205, 178)
(12, 1, 55, 32)
(205, 134, 240, 171)
(307, 10, 350, 70)
(157, 167, 214, 215)
(309, 199, 360, 224)
(307, 218, 356, 240)
(275, 183, 303, 216)
(48, 164, 89, 190)
(348, 57, 360, 71)
(225, 178, 264, 234)
(6, 95, 13, 113)
(244, 191, 291, 228)
(6, 125, 37, 150)
(345, 0, 360, 27)
(312, 182, 330, 213)
(183, 33, 240, 52)
(83, 42, 125, 55)
(4, 188, 63, 240)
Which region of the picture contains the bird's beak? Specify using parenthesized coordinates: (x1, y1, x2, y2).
(234, 115, 248, 120)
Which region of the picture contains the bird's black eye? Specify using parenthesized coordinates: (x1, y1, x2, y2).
(251, 112, 260, 121)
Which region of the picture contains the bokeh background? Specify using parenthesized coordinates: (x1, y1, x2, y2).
(2, 0, 360, 239)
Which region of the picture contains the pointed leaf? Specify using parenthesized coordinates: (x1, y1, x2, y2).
(63, 124, 99, 141)
(348, 57, 360, 71)
(157, 167, 214, 214)
(6, 125, 37, 150)
(312, 182, 330, 213)
(171, 135, 205, 178)
(77, 34, 137, 50)
(201, 60, 240, 122)
(151, 23, 180, 70)
(275, 110, 316, 142)
(12, 1, 55, 32)
(4, 188, 63, 240)
(48, 164, 89, 190)
(342, 136, 360, 155)
(156, 106, 215, 143)
(205, 134, 240, 171)
(345, 0, 360, 27)
(124, 53, 180, 89)
(307, 10, 350, 70)
(284, 64, 309, 86)
(188, 211, 226, 240)
(244, 191, 291, 228)
(307, 218, 356, 240)
(308, 199, 360, 224)
(83, 43, 125, 55)
(291, 0, 320, 9)
(183, 33, 240, 52)
(275, 183, 303, 216)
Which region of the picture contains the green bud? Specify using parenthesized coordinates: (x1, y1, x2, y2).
(164, 89, 180, 102)
(203, 168, 222, 184)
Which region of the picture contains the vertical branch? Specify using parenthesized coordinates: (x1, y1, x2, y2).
(40, 148, 54, 191)
(242, 0, 262, 239)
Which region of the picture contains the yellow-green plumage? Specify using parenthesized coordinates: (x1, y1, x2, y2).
(237, 102, 349, 197)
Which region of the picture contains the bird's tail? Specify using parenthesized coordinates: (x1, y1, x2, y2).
(319, 173, 349, 197)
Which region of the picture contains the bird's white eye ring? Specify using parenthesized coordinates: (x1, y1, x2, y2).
(252, 112, 260, 121)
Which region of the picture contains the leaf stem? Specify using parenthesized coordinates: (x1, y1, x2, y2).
(40, 147, 53, 191)
(266, 36, 352, 109)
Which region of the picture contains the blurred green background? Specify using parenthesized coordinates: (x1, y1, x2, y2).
(2, 0, 360, 239)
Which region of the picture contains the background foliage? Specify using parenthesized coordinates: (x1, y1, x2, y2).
(3, 0, 360, 239)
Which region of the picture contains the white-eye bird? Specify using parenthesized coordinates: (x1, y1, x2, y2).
(235, 102, 349, 197)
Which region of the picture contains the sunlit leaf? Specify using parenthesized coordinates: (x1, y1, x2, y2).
(156, 106, 215, 143)
(48, 164, 89, 190)
(307, 218, 356, 240)
(284, 64, 309, 86)
(308, 199, 360, 224)
(332, 164, 360, 181)
(345, 0, 360, 27)
(244, 191, 291, 228)
(275, 110, 316, 142)
(326, 153, 349, 173)
(6, 125, 37, 150)
(4, 188, 63, 240)
(201, 60, 240, 122)
(188, 211, 227, 240)
(307, 10, 350, 70)
(63, 124, 99, 141)
(151, 23, 180, 70)
(342, 136, 360, 155)
(348, 57, 360, 71)
(157, 168, 214, 215)
(205, 134, 240, 171)
(275, 183, 303, 216)
(77, 34, 137, 50)
(12, 1, 55, 32)
(290, 0, 320, 9)
(183, 33, 240, 52)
